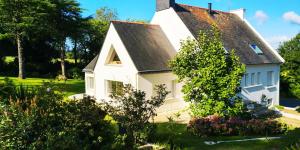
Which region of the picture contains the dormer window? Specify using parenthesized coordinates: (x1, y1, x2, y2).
(250, 44, 263, 54)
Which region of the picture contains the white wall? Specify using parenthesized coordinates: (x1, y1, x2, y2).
(151, 8, 194, 51)
(241, 64, 280, 105)
(92, 24, 139, 102)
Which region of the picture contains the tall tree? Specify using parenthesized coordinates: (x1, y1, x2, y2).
(0, 0, 51, 79)
(48, 0, 82, 78)
(279, 33, 300, 99)
(170, 27, 246, 117)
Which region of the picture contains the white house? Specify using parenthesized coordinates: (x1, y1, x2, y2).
(83, 0, 284, 114)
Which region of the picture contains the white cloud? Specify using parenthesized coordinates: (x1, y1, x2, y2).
(254, 10, 268, 24)
(283, 11, 300, 25)
(266, 36, 291, 49)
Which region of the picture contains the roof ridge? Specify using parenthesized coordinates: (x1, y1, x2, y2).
(176, 3, 231, 14)
(111, 20, 159, 26)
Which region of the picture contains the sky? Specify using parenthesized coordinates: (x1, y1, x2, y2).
(78, 0, 300, 49)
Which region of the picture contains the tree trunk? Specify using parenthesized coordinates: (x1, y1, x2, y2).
(17, 34, 25, 79)
(73, 39, 78, 65)
(60, 42, 66, 78)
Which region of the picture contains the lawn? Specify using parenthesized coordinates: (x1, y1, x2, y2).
(0, 76, 85, 96)
(154, 122, 300, 150)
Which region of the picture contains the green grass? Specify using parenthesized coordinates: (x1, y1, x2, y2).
(154, 123, 300, 150)
(0, 77, 84, 96)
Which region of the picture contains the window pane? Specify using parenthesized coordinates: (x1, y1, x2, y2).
(245, 74, 249, 87)
(251, 73, 255, 85)
(267, 71, 274, 86)
(257, 72, 261, 84)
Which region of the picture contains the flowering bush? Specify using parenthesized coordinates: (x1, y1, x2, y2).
(187, 115, 287, 137)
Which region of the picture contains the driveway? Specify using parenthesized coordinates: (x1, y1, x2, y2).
(280, 97, 300, 108)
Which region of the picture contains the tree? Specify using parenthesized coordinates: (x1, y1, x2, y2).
(48, 0, 82, 79)
(169, 27, 246, 117)
(0, 0, 52, 79)
(279, 33, 300, 99)
(104, 84, 169, 149)
(83, 7, 118, 63)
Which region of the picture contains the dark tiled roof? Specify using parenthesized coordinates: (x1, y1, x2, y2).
(112, 21, 176, 72)
(83, 54, 99, 72)
(174, 4, 283, 64)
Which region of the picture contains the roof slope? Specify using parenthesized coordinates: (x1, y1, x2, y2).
(174, 4, 282, 64)
(83, 54, 99, 72)
(112, 21, 176, 72)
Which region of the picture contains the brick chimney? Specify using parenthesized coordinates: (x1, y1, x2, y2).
(156, 0, 175, 11)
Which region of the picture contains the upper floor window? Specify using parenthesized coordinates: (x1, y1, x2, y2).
(106, 46, 122, 65)
(244, 73, 249, 87)
(267, 71, 275, 86)
(250, 44, 263, 55)
(257, 72, 261, 84)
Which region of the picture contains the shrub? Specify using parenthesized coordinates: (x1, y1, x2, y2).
(0, 82, 117, 149)
(67, 67, 84, 80)
(104, 84, 170, 149)
(187, 115, 287, 137)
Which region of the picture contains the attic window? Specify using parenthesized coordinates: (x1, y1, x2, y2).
(250, 44, 263, 54)
(107, 47, 122, 65)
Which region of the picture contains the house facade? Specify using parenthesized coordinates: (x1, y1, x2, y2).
(83, 0, 284, 113)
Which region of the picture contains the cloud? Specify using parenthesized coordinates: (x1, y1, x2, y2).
(254, 10, 268, 24)
(266, 36, 291, 49)
(283, 11, 300, 25)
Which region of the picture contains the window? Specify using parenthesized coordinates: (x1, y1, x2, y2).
(250, 44, 263, 54)
(267, 71, 274, 86)
(107, 47, 122, 65)
(251, 73, 255, 85)
(107, 80, 124, 95)
(257, 72, 261, 84)
(244, 73, 249, 87)
(87, 77, 94, 90)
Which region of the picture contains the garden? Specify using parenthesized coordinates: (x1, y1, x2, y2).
(1, 28, 300, 150)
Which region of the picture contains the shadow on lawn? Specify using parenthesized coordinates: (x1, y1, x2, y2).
(154, 123, 300, 150)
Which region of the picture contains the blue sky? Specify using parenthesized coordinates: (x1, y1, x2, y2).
(78, 0, 300, 49)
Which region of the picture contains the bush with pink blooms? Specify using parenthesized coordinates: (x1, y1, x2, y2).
(187, 115, 287, 137)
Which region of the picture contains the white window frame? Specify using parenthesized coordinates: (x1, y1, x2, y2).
(86, 76, 95, 90)
(106, 80, 124, 96)
(257, 72, 261, 85)
(267, 71, 275, 86)
(251, 73, 255, 86)
(244, 73, 249, 87)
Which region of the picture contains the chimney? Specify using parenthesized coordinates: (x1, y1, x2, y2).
(156, 0, 175, 11)
(208, 3, 212, 14)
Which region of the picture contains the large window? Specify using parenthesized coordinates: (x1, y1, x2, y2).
(267, 71, 275, 86)
(87, 77, 94, 90)
(107, 80, 124, 95)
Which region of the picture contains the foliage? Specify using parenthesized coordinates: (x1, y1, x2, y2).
(67, 67, 84, 80)
(286, 140, 300, 150)
(279, 33, 300, 99)
(0, 81, 117, 149)
(169, 27, 246, 117)
(0, 0, 53, 78)
(187, 115, 288, 137)
(104, 84, 170, 149)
